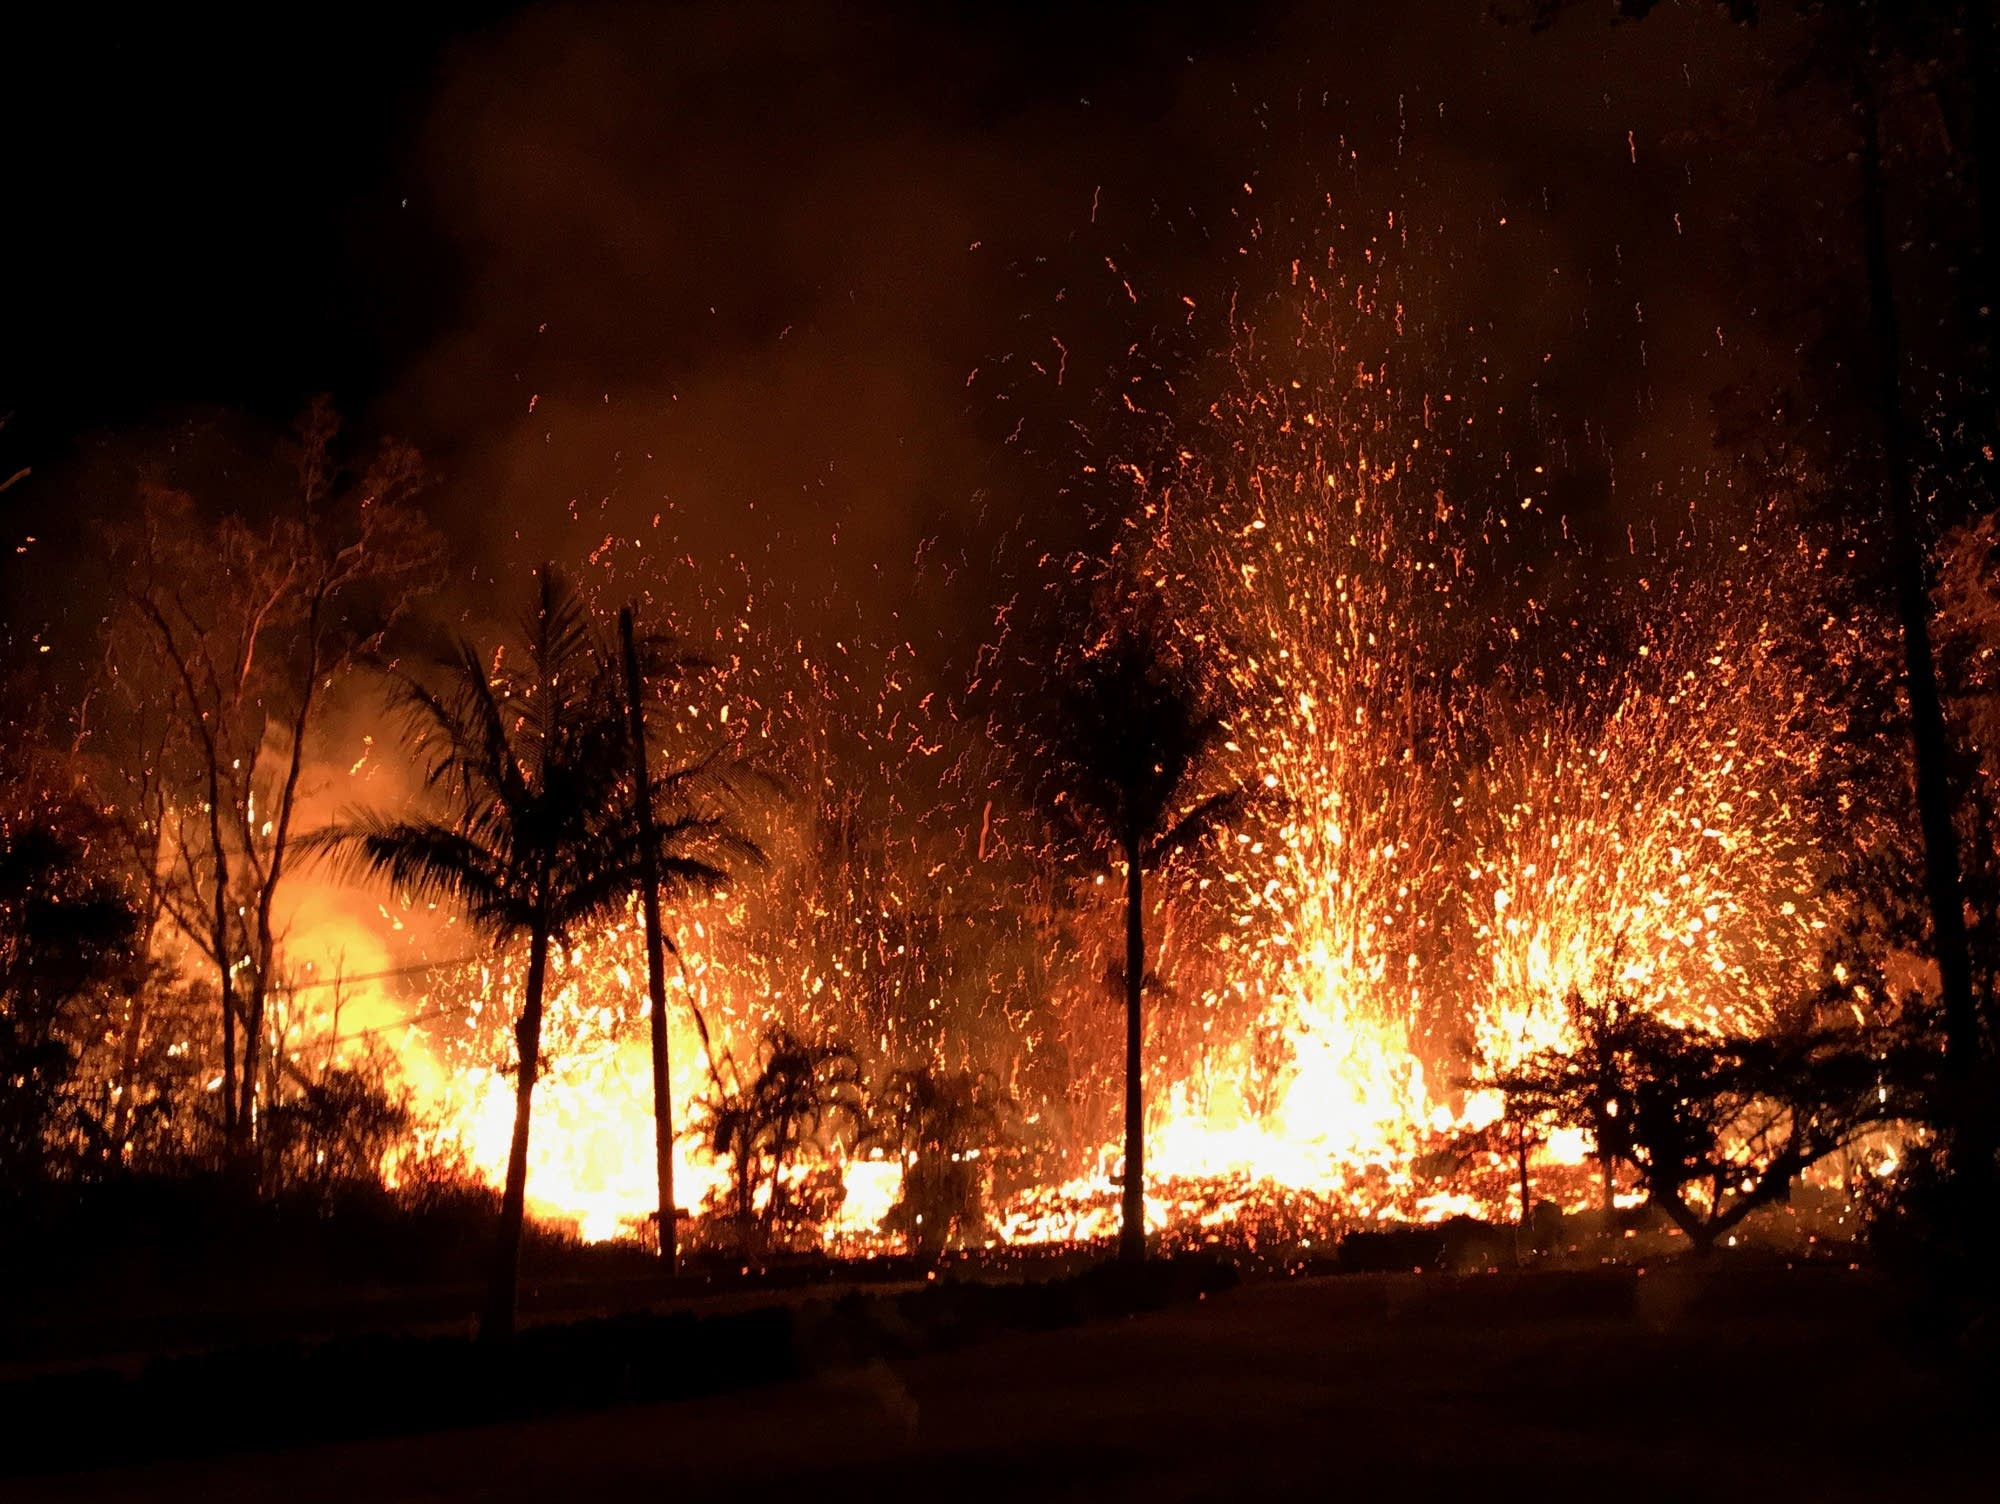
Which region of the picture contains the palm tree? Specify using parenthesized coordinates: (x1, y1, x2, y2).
(1035, 612, 1249, 1263)
(312, 568, 757, 1339)
(699, 1030, 865, 1250)
(867, 1065, 1013, 1254)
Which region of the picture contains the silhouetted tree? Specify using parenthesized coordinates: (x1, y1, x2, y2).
(1491, 989, 1905, 1252)
(0, 817, 141, 1188)
(311, 568, 757, 1338)
(700, 1030, 864, 1250)
(868, 1064, 1014, 1254)
(618, 605, 680, 1273)
(1031, 610, 1249, 1263)
(99, 403, 440, 1164)
(615, 603, 766, 1274)
(257, 1058, 414, 1200)
(1525, 0, 1996, 1203)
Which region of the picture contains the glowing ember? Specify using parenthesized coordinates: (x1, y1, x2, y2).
(264, 255, 1837, 1250)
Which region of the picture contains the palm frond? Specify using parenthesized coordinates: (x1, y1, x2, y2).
(1031, 608, 1246, 868)
(304, 814, 521, 934)
(1147, 787, 1256, 867)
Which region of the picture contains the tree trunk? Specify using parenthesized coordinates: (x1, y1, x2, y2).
(239, 608, 322, 1162)
(1120, 840, 1146, 1265)
(1657, 1194, 1719, 1256)
(207, 758, 238, 1157)
(1598, 1145, 1617, 1246)
(485, 922, 550, 1343)
(763, 1115, 786, 1246)
(1515, 1120, 1532, 1262)
(620, 607, 677, 1276)
(238, 989, 265, 1163)
(1858, 74, 1987, 1175)
(734, 1132, 755, 1229)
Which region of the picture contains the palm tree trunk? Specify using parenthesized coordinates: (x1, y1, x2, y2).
(734, 1130, 755, 1229)
(1858, 74, 1986, 1176)
(619, 607, 677, 1276)
(763, 1109, 792, 1247)
(485, 922, 550, 1342)
(1120, 840, 1146, 1265)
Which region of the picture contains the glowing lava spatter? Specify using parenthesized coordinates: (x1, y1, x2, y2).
(333, 263, 1833, 1248)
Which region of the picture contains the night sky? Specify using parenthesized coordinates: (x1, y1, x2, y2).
(3, 2, 1834, 670)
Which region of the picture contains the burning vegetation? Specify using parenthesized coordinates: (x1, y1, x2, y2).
(2, 0, 1997, 1379)
(1, 262, 1980, 1306)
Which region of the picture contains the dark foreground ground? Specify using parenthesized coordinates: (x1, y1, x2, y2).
(17, 1265, 1995, 1502)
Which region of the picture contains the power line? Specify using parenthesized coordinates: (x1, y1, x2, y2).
(321, 1002, 469, 1047)
(279, 954, 488, 1049)
(282, 955, 486, 992)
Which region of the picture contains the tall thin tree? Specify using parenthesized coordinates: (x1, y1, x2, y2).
(1536, 0, 1991, 1192)
(1033, 614, 1249, 1263)
(620, 604, 679, 1274)
(313, 569, 754, 1337)
(103, 406, 438, 1165)
(1854, 63, 1986, 1178)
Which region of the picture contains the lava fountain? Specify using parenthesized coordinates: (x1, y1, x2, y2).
(334, 264, 1835, 1247)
